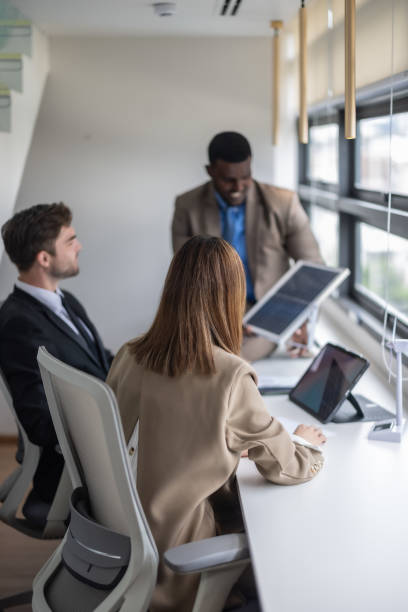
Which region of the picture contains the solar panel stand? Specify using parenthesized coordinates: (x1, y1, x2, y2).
(286, 303, 319, 352)
(307, 304, 319, 351)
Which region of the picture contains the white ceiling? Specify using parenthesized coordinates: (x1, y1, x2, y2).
(10, 0, 302, 36)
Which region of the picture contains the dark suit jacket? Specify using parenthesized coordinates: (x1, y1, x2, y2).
(0, 287, 113, 502)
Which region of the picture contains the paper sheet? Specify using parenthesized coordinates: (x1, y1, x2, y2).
(257, 375, 299, 390)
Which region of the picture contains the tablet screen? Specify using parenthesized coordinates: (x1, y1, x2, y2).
(289, 344, 369, 423)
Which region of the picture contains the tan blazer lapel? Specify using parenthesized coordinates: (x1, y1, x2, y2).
(245, 181, 259, 288)
(200, 183, 222, 237)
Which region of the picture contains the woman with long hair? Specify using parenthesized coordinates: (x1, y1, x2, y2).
(107, 235, 326, 612)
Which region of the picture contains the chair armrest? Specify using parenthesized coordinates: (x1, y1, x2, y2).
(164, 533, 249, 574)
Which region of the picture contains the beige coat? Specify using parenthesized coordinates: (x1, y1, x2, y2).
(107, 344, 323, 612)
(172, 180, 323, 301)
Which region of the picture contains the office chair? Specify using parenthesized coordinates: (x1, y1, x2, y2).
(0, 368, 70, 538)
(0, 368, 71, 610)
(35, 346, 250, 612)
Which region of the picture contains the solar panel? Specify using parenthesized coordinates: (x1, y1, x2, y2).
(243, 261, 350, 343)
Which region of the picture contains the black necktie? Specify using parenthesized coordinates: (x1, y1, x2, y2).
(60, 295, 101, 363)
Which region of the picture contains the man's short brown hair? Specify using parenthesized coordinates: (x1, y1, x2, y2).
(1, 203, 72, 271)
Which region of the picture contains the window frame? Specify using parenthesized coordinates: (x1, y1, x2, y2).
(299, 112, 340, 194)
(352, 222, 408, 331)
(308, 203, 341, 268)
(351, 97, 408, 212)
(298, 73, 408, 344)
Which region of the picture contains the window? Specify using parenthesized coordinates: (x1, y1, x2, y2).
(310, 206, 339, 267)
(298, 78, 408, 339)
(308, 123, 339, 185)
(355, 112, 408, 196)
(355, 223, 408, 324)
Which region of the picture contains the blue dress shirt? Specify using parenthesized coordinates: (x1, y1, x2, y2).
(215, 191, 255, 303)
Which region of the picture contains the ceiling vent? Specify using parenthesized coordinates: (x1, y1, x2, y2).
(220, 0, 243, 16)
(152, 2, 176, 17)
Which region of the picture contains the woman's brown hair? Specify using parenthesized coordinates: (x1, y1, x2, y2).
(129, 235, 246, 376)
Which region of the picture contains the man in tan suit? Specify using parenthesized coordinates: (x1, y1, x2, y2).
(172, 131, 323, 361)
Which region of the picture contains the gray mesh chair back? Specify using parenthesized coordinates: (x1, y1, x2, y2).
(0, 366, 70, 539)
(34, 347, 159, 612)
(0, 367, 39, 526)
(0, 368, 70, 610)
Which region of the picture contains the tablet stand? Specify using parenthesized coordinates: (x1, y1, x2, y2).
(307, 304, 319, 351)
(332, 392, 394, 424)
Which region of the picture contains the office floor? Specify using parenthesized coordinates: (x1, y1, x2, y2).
(0, 442, 59, 611)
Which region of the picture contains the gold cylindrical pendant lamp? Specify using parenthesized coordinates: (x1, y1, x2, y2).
(345, 0, 356, 139)
(299, 2, 308, 144)
(270, 20, 283, 146)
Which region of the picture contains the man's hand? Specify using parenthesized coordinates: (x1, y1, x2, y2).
(243, 324, 257, 338)
(287, 321, 310, 358)
(294, 424, 327, 446)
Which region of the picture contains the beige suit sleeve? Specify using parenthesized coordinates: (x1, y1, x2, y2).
(171, 197, 192, 254)
(285, 193, 324, 264)
(226, 370, 324, 485)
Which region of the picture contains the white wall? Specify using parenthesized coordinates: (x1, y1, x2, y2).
(0, 35, 300, 434)
(0, 35, 298, 355)
(0, 26, 49, 435)
(0, 26, 49, 250)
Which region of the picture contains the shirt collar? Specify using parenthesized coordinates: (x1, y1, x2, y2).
(16, 279, 64, 314)
(214, 190, 246, 213)
(214, 190, 228, 211)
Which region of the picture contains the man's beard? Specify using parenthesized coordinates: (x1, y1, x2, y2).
(49, 262, 80, 279)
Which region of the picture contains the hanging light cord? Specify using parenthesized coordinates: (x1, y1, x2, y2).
(380, 0, 407, 382)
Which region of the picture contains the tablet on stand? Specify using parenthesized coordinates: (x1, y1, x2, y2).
(289, 343, 394, 423)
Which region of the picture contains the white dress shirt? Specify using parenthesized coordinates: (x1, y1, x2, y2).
(16, 279, 93, 338)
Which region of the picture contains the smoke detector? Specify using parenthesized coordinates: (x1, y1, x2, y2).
(153, 2, 176, 17)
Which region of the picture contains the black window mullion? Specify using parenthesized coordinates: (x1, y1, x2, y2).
(298, 141, 307, 187)
(338, 212, 355, 296)
(338, 109, 353, 198)
(337, 197, 408, 240)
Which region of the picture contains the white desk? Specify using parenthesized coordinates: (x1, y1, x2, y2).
(237, 357, 408, 612)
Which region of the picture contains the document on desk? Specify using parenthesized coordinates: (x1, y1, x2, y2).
(257, 375, 299, 393)
(277, 416, 335, 438)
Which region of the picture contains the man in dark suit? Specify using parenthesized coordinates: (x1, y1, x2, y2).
(0, 203, 113, 525)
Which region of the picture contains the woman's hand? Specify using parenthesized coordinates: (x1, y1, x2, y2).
(294, 424, 327, 446)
